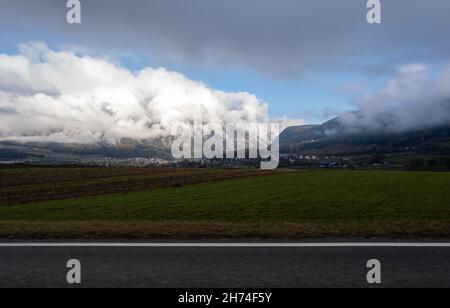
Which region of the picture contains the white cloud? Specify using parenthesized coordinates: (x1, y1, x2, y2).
(273, 116, 306, 131)
(339, 63, 450, 132)
(0, 43, 299, 144)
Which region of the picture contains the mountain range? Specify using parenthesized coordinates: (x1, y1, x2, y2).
(1, 113, 450, 164)
(279, 114, 450, 157)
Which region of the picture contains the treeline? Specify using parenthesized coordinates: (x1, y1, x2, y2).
(409, 157, 450, 169)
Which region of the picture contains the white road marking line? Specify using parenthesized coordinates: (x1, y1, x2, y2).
(0, 243, 449, 247)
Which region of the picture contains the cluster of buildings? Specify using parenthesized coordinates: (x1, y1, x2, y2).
(280, 154, 321, 162)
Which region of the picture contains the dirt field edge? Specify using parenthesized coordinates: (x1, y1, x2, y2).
(1, 220, 449, 240)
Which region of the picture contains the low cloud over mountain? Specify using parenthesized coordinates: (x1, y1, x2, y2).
(338, 64, 450, 133)
(1, 44, 449, 147)
(0, 43, 295, 144)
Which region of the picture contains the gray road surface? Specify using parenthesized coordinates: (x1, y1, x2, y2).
(0, 242, 449, 288)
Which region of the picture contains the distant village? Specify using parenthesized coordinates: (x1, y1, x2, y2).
(0, 153, 378, 169)
(5, 152, 449, 171)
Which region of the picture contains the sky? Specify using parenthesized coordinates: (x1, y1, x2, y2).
(0, 0, 449, 143)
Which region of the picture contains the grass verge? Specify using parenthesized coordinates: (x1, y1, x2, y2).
(0, 220, 449, 240)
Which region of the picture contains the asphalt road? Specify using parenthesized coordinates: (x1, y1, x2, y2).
(0, 243, 449, 288)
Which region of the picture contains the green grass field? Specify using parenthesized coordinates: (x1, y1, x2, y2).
(0, 169, 449, 239)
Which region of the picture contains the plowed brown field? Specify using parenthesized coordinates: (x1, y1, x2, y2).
(0, 167, 280, 206)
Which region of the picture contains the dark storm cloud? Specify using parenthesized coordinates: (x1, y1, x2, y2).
(1, 0, 450, 77)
